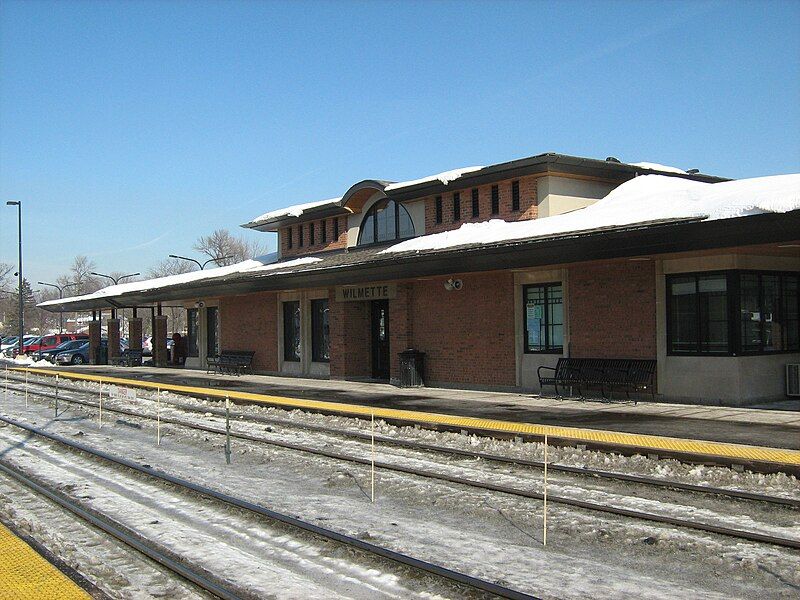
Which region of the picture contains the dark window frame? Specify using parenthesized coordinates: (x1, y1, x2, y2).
(309, 221, 315, 245)
(435, 196, 443, 224)
(453, 192, 461, 222)
(666, 270, 800, 356)
(287, 227, 293, 249)
(471, 188, 479, 218)
(356, 198, 416, 247)
(333, 217, 340, 241)
(512, 180, 520, 211)
(491, 185, 499, 215)
(321, 219, 327, 243)
(311, 298, 330, 363)
(298, 224, 304, 247)
(523, 282, 564, 354)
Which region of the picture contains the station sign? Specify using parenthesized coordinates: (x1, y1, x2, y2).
(109, 385, 137, 401)
(335, 284, 397, 302)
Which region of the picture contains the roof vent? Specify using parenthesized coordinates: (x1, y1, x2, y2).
(605, 156, 621, 163)
(686, 168, 700, 174)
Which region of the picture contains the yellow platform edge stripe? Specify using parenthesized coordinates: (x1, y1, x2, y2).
(12, 367, 800, 466)
(0, 521, 90, 599)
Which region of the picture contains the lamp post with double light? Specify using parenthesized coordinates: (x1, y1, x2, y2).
(38, 281, 79, 333)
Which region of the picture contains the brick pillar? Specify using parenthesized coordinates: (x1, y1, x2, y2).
(107, 319, 120, 362)
(152, 315, 168, 367)
(128, 318, 143, 352)
(389, 282, 414, 385)
(88, 320, 102, 365)
(328, 290, 371, 380)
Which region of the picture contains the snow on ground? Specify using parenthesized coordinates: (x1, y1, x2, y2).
(381, 173, 800, 253)
(1, 384, 798, 599)
(245, 197, 344, 227)
(384, 166, 485, 191)
(2, 356, 56, 367)
(37, 254, 321, 308)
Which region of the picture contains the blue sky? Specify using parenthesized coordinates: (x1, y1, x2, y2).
(1, 0, 799, 285)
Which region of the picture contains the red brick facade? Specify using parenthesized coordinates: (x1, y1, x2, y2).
(424, 175, 538, 235)
(219, 291, 279, 372)
(279, 216, 348, 258)
(329, 292, 371, 379)
(568, 261, 657, 359)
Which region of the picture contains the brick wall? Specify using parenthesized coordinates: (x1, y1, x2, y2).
(409, 272, 516, 386)
(280, 216, 348, 258)
(219, 291, 278, 372)
(424, 175, 537, 235)
(568, 261, 656, 358)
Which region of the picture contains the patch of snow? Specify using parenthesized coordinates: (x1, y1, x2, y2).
(39, 254, 321, 308)
(246, 197, 342, 226)
(381, 173, 800, 254)
(384, 166, 485, 191)
(628, 162, 687, 174)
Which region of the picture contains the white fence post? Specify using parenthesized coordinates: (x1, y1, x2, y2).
(24, 368, 28, 409)
(371, 411, 375, 503)
(98, 380, 103, 429)
(54, 373, 59, 418)
(225, 396, 231, 465)
(157, 386, 161, 446)
(543, 433, 548, 547)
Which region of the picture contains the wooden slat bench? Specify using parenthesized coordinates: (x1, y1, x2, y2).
(109, 348, 143, 367)
(206, 350, 255, 376)
(538, 357, 656, 401)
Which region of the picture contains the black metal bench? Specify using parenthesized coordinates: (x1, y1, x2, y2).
(109, 348, 143, 367)
(538, 357, 656, 401)
(207, 350, 255, 376)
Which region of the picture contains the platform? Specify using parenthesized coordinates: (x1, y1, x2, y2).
(11, 364, 800, 471)
(0, 520, 91, 599)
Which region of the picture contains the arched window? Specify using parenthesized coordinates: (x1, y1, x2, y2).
(357, 199, 415, 246)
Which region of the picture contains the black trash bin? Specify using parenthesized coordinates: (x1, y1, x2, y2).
(397, 349, 425, 387)
(97, 344, 108, 365)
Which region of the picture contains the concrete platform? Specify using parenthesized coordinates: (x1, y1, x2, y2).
(17, 364, 800, 454)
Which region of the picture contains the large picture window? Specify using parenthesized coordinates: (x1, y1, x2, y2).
(283, 301, 301, 362)
(186, 308, 199, 357)
(311, 299, 330, 362)
(357, 199, 415, 246)
(523, 283, 563, 353)
(667, 271, 799, 355)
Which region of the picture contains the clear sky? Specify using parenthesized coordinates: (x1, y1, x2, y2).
(1, 0, 799, 285)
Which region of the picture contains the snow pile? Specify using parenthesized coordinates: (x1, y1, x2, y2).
(629, 162, 687, 174)
(246, 197, 343, 226)
(1, 356, 56, 367)
(39, 254, 321, 307)
(384, 166, 485, 191)
(381, 173, 800, 254)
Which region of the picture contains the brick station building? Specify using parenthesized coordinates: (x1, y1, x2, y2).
(40, 153, 800, 406)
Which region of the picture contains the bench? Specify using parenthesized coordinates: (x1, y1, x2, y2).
(109, 348, 143, 367)
(538, 357, 656, 401)
(207, 350, 255, 376)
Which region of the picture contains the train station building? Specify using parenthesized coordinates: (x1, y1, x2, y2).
(39, 153, 800, 406)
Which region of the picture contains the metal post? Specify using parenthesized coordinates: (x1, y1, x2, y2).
(224, 396, 231, 464)
(4, 363, 7, 401)
(157, 386, 161, 445)
(371, 411, 375, 503)
(24, 368, 28, 409)
(54, 373, 59, 418)
(98, 379, 103, 429)
(543, 434, 548, 547)
(6, 201, 23, 358)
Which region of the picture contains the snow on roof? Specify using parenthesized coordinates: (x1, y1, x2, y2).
(628, 162, 687, 174)
(380, 173, 800, 254)
(39, 254, 321, 307)
(384, 166, 485, 191)
(247, 197, 343, 226)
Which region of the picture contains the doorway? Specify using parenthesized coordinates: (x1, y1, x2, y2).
(371, 300, 390, 380)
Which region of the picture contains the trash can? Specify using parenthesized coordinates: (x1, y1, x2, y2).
(397, 349, 425, 387)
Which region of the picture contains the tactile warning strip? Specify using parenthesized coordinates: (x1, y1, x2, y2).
(17, 367, 800, 466)
(0, 521, 90, 599)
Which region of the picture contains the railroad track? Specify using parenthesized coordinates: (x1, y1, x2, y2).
(4, 378, 800, 551)
(6, 372, 796, 507)
(0, 413, 538, 600)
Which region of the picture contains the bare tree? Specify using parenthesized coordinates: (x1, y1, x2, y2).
(193, 229, 267, 266)
(149, 258, 197, 278)
(0, 262, 12, 289)
(69, 255, 101, 294)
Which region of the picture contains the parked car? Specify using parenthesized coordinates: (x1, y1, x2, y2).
(55, 339, 127, 365)
(2, 335, 36, 356)
(7, 336, 41, 357)
(27, 333, 88, 355)
(32, 339, 90, 363)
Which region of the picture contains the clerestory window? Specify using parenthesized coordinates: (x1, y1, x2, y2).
(357, 199, 415, 246)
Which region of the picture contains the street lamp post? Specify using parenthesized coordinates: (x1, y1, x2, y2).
(6, 201, 22, 356)
(37, 281, 79, 333)
(168, 254, 234, 270)
(90, 272, 140, 319)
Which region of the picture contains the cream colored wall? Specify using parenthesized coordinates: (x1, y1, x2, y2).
(514, 268, 569, 391)
(537, 176, 616, 218)
(656, 253, 800, 405)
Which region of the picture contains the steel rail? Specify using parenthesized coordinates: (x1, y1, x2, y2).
(9, 375, 799, 509)
(5, 384, 800, 550)
(0, 460, 243, 600)
(0, 415, 540, 600)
